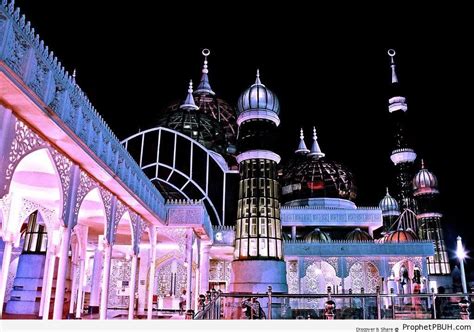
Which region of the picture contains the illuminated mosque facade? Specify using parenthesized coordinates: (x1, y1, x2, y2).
(0, 1, 453, 320)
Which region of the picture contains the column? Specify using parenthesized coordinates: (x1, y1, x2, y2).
(89, 247, 103, 312)
(75, 257, 86, 318)
(185, 231, 194, 311)
(42, 247, 57, 320)
(68, 244, 80, 317)
(291, 226, 296, 241)
(199, 245, 211, 294)
(99, 244, 112, 320)
(0, 240, 13, 316)
(128, 254, 138, 320)
(53, 165, 80, 319)
(147, 229, 157, 320)
(52, 225, 72, 319)
(38, 248, 52, 318)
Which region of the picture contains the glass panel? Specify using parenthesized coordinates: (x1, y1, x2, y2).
(259, 218, 267, 236)
(259, 238, 268, 257)
(277, 239, 282, 259)
(234, 240, 240, 259)
(242, 219, 249, 237)
(268, 219, 275, 237)
(269, 239, 276, 257)
(250, 218, 257, 236)
(240, 239, 248, 258)
(249, 239, 258, 257)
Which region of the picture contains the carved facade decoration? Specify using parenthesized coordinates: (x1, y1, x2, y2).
(286, 260, 299, 294)
(209, 260, 231, 286)
(50, 149, 72, 218)
(4, 120, 45, 191)
(154, 259, 187, 297)
(108, 258, 132, 308)
(74, 171, 98, 216)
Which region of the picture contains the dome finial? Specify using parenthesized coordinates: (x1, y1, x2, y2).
(308, 126, 325, 159)
(195, 48, 215, 95)
(255, 69, 262, 85)
(421, 158, 425, 169)
(388, 49, 399, 84)
(295, 128, 310, 155)
(180, 79, 199, 111)
(386, 187, 390, 195)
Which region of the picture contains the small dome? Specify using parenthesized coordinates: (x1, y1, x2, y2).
(379, 188, 400, 216)
(304, 228, 331, 243)
(237, 70, 280, 115)
(346, 228, 373, 241)
(413, 160, 438, 195)
(384, 229, 419, 243)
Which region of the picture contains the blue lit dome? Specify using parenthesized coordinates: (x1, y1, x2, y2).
(346, 228, 373, 241)
(304, 228, 331, 243)
(413, 160, 438, 195)
(379, 188, 400, 216)
(237, 70, 280, 115)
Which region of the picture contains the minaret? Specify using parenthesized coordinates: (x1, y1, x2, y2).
(229, 69, 288, 299)
(387, 49, 417, 212)
(413, 160, 450, 275)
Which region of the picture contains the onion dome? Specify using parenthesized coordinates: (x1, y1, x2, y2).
(280, 127, 357, 203)
(295, 128, 310, 155)
(304, 228, 331, 243)
(413, 159, 439, 195)
(156, 81, 227, 154)
(346, 228, 373, 241)
(237, 70, 280, 125)
(379, 188, 400, 216)
(384, 229, 419, 243)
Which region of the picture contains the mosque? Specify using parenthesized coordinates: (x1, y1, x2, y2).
(0, 1, 455, 320)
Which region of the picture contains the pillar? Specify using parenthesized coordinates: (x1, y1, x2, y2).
(53, 165, 81, 319)
(38, 248, 52, 317)
(68, 245, 80, 317)
(99, 244, 112, 320)
(291, 226, 296, 241)
(89, 247, 103, 312)
(185, 231, 194, 311)
(147, 228, 157, 320)
(75, 257, 86, 318)
(0, 240, 13, 316)
(128, 254, 138, 320)
(42, 245, 57, 320)
(199, 245, 211, 294)
(52, 225, 72, 319)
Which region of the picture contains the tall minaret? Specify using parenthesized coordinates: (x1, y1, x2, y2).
(413, 160, 450, 275)
(387, 49, 417, 212)
(229, 70, 288, 297)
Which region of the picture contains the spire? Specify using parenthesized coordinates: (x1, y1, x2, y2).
(308, 126, 325, 159)
(180, 80, 199, 111)
(388, 49, 398, 84)
(195, 48, 215, 95)
(386, 187, 390, 195)
(421, 158, 425, 169)
(295, 128, 310, 155)
(255, 69, 262, 85)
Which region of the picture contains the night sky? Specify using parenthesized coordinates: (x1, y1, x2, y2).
(13, 2, 473, 274)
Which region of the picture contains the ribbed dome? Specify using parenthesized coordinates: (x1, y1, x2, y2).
(413, 160, 438, 195)
(281, 156, 357, 203)
(384, 229, 419, 243)
(304, 228, 331, 243)
(237, 70, 280, 115)
(346, 228, 373, 241)
(379, 188, 400, 216)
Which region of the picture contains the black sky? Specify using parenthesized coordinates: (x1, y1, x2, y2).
(13, 1, 474, 273)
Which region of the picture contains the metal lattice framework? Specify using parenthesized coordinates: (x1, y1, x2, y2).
(121, 127, 239, 226)
(280, 156, 357, 203)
